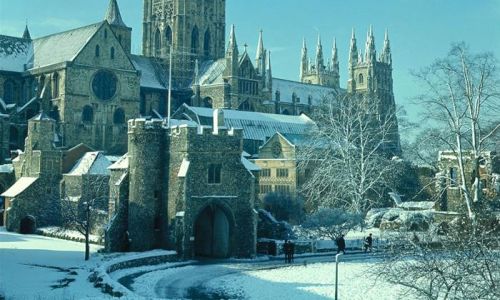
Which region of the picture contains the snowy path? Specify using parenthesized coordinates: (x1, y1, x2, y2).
(127, 252, 398, 299)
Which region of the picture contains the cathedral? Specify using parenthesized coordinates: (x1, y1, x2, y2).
(0, 0, 401, 258)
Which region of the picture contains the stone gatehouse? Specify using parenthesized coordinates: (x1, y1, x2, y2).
(106, 110, 258, 258)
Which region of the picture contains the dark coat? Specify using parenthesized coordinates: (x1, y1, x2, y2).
(336, 236, 346, 250)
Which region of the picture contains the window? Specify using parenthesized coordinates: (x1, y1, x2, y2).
(110, 47, 115, 59)
(92, 70, 117, 100)
(261, 169, 271, 177)
(275, 185, 290, 194)
(52, 73, 59, 98)
(154, 28, 161, 56)
(191, 26, 199, 54)
(277, 168, 289, 178)
(208, 164, 222, 184)
(113, 108, 125, 124)
(3, 80, 15, 104)
(449, 167, 457, 186)
(104, 29, 108, 39)
(82, 105, 93, 123)
(275, 90, 280, 101)
(95, 45, 100, 57)
(204, 29, 211, 57)
(165, 26, 172, 46)
(358, 73, 364, 84)
(260, 185, 273, 194)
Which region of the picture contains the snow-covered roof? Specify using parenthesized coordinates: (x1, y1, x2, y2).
(398, 201, 435, 210)
(108, 154, 128, 170)
(0, 164, 13, 173)
(68, 152, 111, 176)
(130, 55, 167, 90)
(175, 104, 316, 142)
(1, 177, 38, 198)
(272, 78, 339, 105)
(197, 59, 227, 85)
(241, 155, 260, 172)
(0, 35, 33, 72)
(29, 111, 54, 121)
(31, 22, 102, 69)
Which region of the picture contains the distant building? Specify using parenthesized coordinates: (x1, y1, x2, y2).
(436, 150, 499, 212)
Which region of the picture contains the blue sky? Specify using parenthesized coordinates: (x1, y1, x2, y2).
(1, 0, 499, 125)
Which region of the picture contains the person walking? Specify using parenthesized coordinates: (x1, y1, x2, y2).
(290, 241, 295, 263)
(364, 233, 373, 253)
(336, 235, 346, 254)
(283, 240, 290, 263)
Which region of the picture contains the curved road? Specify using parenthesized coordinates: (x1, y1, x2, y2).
(122, 252, 384, 299)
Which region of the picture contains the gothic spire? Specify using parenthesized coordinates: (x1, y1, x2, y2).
(300, 38, 308, 79)
(256, 30, 266, 76)
(349, 28, 358, 66)
(22, 24, 31, 40)
(265, 50, 273, 90)
(227, 24, 238, 53)
(331, 38, 338, 67)
(365, 25, 376, 63)
(381, 29, 392, 65)
(315, 34, 324, 72)
(105, 0, 127, 27)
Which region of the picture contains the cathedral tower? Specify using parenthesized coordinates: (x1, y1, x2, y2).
(300, 35, 340, 89)
(142, 0, 226, 86)
(347, 27, 400, 156)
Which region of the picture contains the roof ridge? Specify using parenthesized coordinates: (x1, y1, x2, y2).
(33, 21, 104, 41)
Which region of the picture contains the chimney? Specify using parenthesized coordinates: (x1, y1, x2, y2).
(213, 109, 225, 135)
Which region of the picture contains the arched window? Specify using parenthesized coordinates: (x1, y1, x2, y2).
(191, 26, 199, 54)
(154, 28, 161, 56)
(204, 29, 211, 58)
(82, 105, 93, 123)
(358, 73, 364, 84)
(113, 108, 125, 124)
(275, 90, 280, 101)
(282, 109, 290, 115)
(52, 73, 59, 98)
(95, 45, 100, 57)
(238, 100, 252, 112)
(3, 80, 15, 104)
(165, 26, 172, 46)
(110, 47, 115, 59)
(104, 29, 108, 39)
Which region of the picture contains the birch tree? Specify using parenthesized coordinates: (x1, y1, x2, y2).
(415, 43, 500, 220)
(299, 93, 399, 213)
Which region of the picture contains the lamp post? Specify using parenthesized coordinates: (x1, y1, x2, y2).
(335, 252, 343, 300)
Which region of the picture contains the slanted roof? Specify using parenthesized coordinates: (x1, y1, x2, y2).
(30, 111, 54, 121)
(197, 59, 227, 85)
(0, 164, 13, 174)
(68, 152, 111, 176)
(108, 154, 128, 170)
(1, 177, 38, 198)
(31, 22, 102, 69)
(0, 35, 33, 72)
(272, 78, 340, 105)
(130, 55, 167, 90)
(174, 104, 316, 142)
(241, 154, 260, 172)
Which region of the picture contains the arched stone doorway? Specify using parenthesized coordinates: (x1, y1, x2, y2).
(194, 205, 232, 258)
(20, 215, 36, 234)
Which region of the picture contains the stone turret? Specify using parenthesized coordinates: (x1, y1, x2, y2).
(105, 0, 132, 54)
(22, 24, 31, 40)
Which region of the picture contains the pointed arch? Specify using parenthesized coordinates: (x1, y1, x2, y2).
(110, 47, 115, 59)
(191, 25, 199, 54)
(95, 45, 100, 57)
(165, 26, 172, 46)
(204, 29, 211, 58)
(154, 28, 161, 56)
(358, 73, 364, 84)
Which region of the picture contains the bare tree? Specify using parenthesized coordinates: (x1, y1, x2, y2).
(414, 43, 500, 220)
(299, 93, 399, 213)
(375, 218, 500, 300)
(61, 175, 109, 260)
(302, 207, 363, 241)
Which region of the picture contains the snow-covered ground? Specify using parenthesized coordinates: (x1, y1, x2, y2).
(129, 256, 414, 300)
(0, 227, 106, 299)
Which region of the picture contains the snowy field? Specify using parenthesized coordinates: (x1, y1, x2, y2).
(0, 227, 107, 299)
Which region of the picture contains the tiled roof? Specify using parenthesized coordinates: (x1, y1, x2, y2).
(31, 22, 102, 69)
(68, 151, 111, 176)
(175, 104, 316, 142)
(197, 59, 226, 85)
